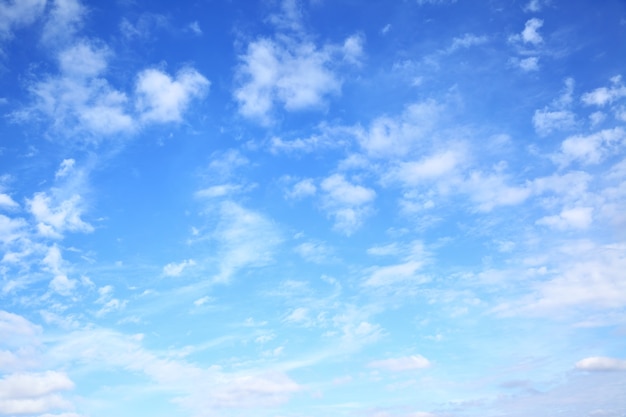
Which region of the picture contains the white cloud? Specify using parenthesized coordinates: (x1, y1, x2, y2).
(0, 311, 41, 343)
(287, 178, 317, 199)
(135, 67, 209, 123)
(234, 3, 362, 123)
(266, 0, 303, 32)
(163, 259, 196, 277)
(54, 159, 76, 179)
(464, 171, 531, 212)
(386, 150, 463, 185)
(20, 41, 135, 138)
(294, 241, 333, 263)
(533, 78, 577, 136)
(195, 184, 243, 199)
(368, 355, 431, 371)
(58, 41, 109, 78)
(519, 56, 539, 71)
(501, 243, 626, 315)
(0, 193, 19, 209)
(576, 357, 626, 372)
(342, 33, 365, 65)
(555, 127, 626, 166)
(320, 174, 376, 234)
(533, 109, 576, 136)
(0, 0, 46, 41)
(49, 274, 77, 296)
(119, 13, 170, 40)
(234, 37, 342, 122)
(17, 41, 208, 140)
(536, 207, 593, 230)
(28, 192, 93, 238)
(187, 21, 202, 36)
(524, 0, 543, 12)
(522, 18, 543, 45)
(582, 76, 626, 107)
(363, 261, 424, 287)
(40, 0, 86, 47)
(363, 241, 429, 288)
(284, 307, 309, 324)
(212, 202, 282, 283)
(46, 328, 301, 413)
(357, 100, 443, 158)
(0, 371, 74, 415)
(446, 33, 488, 54)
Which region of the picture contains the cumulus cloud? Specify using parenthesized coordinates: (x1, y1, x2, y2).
(445, 33, 488, 54)
(16, 38, 209, 141)
(0, 371, 75, 415)
(368, 355, 431, 371)
(499, 243, 626, 316)
(581, 76, 626, 107)
(40, 0, 86, 47)
(19, 40, 135, 138)
(576, 357, 626, 372)
(0, 193, 19, 209)
(234, 37, 341, 122)
(163, 259, 196, 277)
(0, 0, 46, 41)
(464, 170, 531, 212)
(385, 149, 463, 185)
(234, 2, 362, 123)
(287, 178, 317, 199)
(28, 192, 93, 238)
(320, 174, 376, 234)
(356, 100, 443, 158)
(519, 56, 539, 71)
(0, 310, 42, 343)
(521, 18, 544, 45)
(555, 127, 626, 166)
(536, 207, 593, 230)
(135, 67, 209, 123)
(294, 240, 333, 263)
(195, 184, 244, 199)
(524, 0, 544, 12)
(533, 109, 576, 136)
(533, 78, 577, 136)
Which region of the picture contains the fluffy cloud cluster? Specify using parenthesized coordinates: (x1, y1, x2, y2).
(234, 1, 363, 123)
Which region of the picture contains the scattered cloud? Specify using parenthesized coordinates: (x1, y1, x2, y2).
(211, 202, 282, 283)
(320, 174, 376, 234)
(368, 355, 431, 371)
(135, 67, 209, 123)
(356, 100, 443, 158)
(0, 371, 75, 415)
(234, 2, 362, 123)
(576, 357, 626, 372)
(521, 18, 544, 45)
(581, 76, 626, 107)
(0, 0, 46, 42)
(536, 206, 593, 230)
(519, 56, 539, 71)
(163, 259, 196, 277)
(554, 127, 626, 166)
(533, 78, 577, 136)
(40, 0, 86, 47)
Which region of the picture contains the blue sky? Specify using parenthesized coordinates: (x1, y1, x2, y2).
(1, 0, 626, 416)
